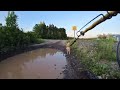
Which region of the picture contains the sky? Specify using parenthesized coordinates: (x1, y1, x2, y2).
(0, 11, 120, 38)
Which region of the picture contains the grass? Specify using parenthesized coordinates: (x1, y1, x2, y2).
(36, 38, 45, 44)
(70, 36, 120, 79)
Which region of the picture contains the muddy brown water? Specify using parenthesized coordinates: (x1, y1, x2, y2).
(0, 48, 67, 79)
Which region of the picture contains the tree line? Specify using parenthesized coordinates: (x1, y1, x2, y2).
(33, 22, 67, 39)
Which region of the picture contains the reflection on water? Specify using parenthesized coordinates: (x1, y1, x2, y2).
(0, 48, 67, 79)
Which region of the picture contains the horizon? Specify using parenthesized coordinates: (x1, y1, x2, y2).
(0, 11, 120, 38)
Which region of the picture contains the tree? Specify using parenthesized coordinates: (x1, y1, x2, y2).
(61, 28, 67, 39)
(39, 22, 47, 38)
(33, 22, 67, 39)
(33, 24, 41, 38)
(0, 23, 2, 28)
(0, 23, 3, 30)
(33, 22, 47, 38)
(5, 11, 18, 29)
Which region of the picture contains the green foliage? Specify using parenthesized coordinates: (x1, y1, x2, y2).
(5, 11, 18, 28)
(95, 36, 116, 61)
(33, 23, 67, 39)
(0, 11, 43, 54)
(33, 22, 46, 38)
(71, 36, 119, 79)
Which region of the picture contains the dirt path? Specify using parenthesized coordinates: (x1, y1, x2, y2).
(0, 39, 98, 79)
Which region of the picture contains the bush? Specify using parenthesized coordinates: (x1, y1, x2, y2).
(0, 11, 44, 55)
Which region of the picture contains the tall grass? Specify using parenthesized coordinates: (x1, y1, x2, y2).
(94, 36, 116, 61)
(71, 36, 120, 79)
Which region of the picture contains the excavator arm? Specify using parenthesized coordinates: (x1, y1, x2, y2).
(70, 11, 120, 46)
